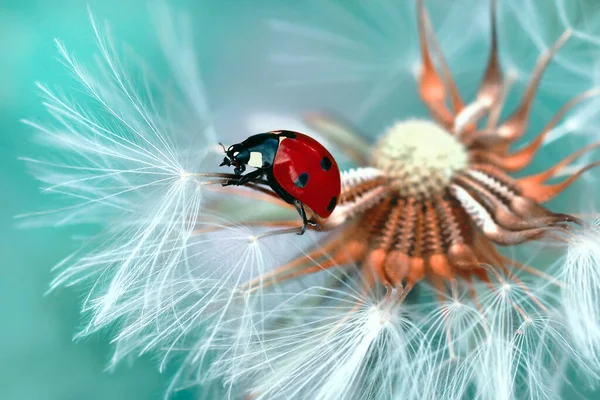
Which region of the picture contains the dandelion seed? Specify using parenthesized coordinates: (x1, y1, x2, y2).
(223, 274, 426, 400)
(21, 3, 282, 388)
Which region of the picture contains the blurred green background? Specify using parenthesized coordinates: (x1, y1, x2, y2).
(1, 0, 599, 399)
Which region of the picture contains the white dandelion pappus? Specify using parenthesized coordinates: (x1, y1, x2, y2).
(20, 3, 278, 388)
(396, 263, 576, 400)
(411, 245, 599, 400)
(220, 270, 428, 400)
(501, 0, 600, 90)
(471, 269, 574, 400)
(561, 219, 600, 374)
(497, 0, 600, 190)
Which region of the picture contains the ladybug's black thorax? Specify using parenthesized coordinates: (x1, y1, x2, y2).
(242, 133, 280, 169)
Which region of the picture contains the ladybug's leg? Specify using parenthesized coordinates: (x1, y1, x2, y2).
(222, 169, 264, 187)
(293, 201, 319, 235)
(293, 201, 309, 235)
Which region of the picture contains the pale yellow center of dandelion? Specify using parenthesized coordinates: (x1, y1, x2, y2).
(373, 119, 468, 198)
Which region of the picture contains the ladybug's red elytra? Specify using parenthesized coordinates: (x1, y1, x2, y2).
(219, 130, 341, 234)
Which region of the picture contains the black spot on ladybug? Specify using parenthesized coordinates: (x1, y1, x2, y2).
(327, 196, 337, 212)
(320, 156, 332, 171)
(295, 172, 309, 188)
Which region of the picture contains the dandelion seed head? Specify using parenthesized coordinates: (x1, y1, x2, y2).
(231, 0, 600, 397)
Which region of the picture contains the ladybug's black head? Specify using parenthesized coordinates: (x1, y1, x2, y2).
(219, 142, 250, 175)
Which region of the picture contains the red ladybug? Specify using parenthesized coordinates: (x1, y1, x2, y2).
(219, 130, 341, 234)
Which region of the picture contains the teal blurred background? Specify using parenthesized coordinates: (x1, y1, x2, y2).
(1, 0, 600, 399)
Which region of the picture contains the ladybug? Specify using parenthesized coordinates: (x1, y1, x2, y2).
(219, 130, 341, 234)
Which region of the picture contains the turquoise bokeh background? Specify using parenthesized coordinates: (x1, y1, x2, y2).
(2, 0, 600, 399)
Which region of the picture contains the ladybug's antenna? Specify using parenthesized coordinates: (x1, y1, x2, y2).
(218, 142, 233, 167)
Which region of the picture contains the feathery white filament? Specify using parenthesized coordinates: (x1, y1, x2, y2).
(21, 7, 268, 383)
(223, 286, 423, 400)
(562, 219, 600, 370)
